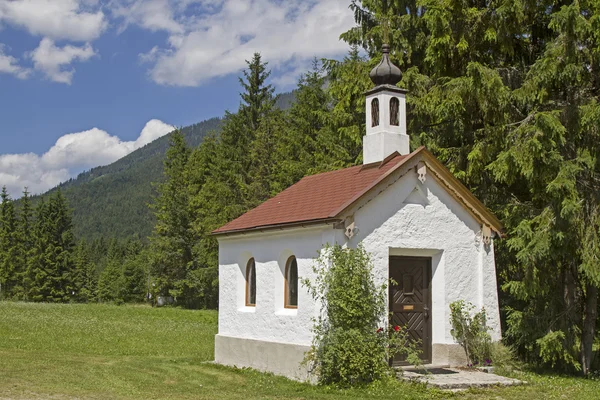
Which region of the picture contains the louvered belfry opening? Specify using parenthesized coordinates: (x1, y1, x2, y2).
(371, 98, 380, 127)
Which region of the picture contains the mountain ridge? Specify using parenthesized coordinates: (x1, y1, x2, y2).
(35, 91, 295, 241)
(46, 117, 223, 241)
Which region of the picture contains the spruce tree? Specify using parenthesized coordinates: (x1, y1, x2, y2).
(188, 54, 277, 292)
(239, 53, 276, 131)
(26, 197, 48, 302)
(16, 188, 33, 299)
(321, 47, 372, 165)
(121, 253, 147, 303)
(49, 190, 76, 301)
(121, 239, 146, 303)
(149, 129, 193, 303)
(187, 134, 220, 308)
(72, 240, 98, 302)
(97, 239, 124, 303)
(488, 2, 600, 374)
(0, 186, 18, 299)
(247, 108, 286, 206)
(28, 191, 76, 302)
(272, 59, 341, 193)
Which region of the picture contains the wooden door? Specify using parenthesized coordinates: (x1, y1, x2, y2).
(389, 256, 432, 365)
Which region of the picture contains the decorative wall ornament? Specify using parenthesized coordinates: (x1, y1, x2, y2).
(344, 215, 358, 239)
(482, 225, 492, 246)
(416, 161, 427, 183)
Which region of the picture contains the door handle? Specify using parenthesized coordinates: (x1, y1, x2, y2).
(424, 307, 429, 319)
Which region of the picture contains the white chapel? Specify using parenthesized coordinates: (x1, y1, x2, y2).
(212, 45, 503, 380)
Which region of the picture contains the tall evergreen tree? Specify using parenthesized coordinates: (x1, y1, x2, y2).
(322, 47, 372, 165)
(16, 188, 34, 299)
(187, 134, 221, 308)
(0, 187, 18, 299)
(26, 197, 47, 302)
(72, 240, 98, 302)
(239, 53, 276, 131)
(271, 60, 335, 193)
(149, 129, 194, 303)
(28, 191, 76, 302)
(489, 2, 600, 374)
(247, 108, 287, 206)
(119, 239, 146, 303)
(188, 53, 278, 298)
(121, 250, 147, 303)
(97, 238, 124, 303)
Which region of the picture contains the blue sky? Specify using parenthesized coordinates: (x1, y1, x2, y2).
(0, 0, 354, 197)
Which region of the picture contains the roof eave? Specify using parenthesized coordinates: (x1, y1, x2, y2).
(211, 217, 342, 237)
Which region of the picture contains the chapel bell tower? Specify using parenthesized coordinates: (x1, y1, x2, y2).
(363, 44, 409, 164)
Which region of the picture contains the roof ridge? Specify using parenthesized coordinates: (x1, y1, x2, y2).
(379, 151, 402, 168)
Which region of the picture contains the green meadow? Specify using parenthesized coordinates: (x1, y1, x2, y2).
(0, 302, 598, 399)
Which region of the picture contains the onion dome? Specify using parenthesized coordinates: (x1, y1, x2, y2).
(369, 44, 402, 86)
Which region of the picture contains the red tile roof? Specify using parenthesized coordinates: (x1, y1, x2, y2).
(213, 151, 413, 235)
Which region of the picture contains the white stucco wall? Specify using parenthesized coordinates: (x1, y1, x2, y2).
(216, 155, 501, 351)
(217, 226, 334, 346)
(337, 165, 502, 344)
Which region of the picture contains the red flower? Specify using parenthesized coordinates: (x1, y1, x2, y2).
(376, 327, 383, 333)
(393, 325, 400, 332)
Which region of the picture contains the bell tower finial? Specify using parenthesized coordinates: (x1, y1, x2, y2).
(369, 44, 402, 86)
(363, 44, 409, 164)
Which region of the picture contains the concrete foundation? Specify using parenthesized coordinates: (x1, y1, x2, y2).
(214, 334, 311, 381)
(215, 334, 468, 381)
(432, 343, 468, 366)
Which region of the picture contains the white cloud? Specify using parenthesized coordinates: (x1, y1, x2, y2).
(111, 0, 184, 34)
(0, 43, 30, 78)
(0, 119, 175, 197)
(138, 45, 160, 64)
(28, 38, 96, 84)
(0, 153, 71, 198)
(127, 0, 355, 86)
(1, 0, 355, 86)
(0, 0, 107, 42)
(41, 128, 133, 169)
(134, 119, 176, 147)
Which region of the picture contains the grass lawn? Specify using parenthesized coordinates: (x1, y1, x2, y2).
(0, 302, 598, 399)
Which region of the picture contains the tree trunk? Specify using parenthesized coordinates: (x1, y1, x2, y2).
(563, 263, 578, 329)
(581, 283, 598, 375)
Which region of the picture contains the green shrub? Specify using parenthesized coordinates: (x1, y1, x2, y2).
(536, 330, 581, 371)
(303, 244, 420, 386)
(449, 300, 492, 366)
(489, 341, 519, 370)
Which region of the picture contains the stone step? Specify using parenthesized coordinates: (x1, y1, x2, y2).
(397, 367, 525, 390)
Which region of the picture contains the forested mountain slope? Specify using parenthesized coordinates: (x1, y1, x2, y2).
(47, 118, 222, 241)
(37, 91, 295, 241)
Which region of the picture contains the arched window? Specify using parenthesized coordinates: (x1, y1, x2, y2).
(371, 98, 379, 127)
(246, 258, 256, 306)
(390, 97, 400, 126)
(285, 256, 298, 308)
